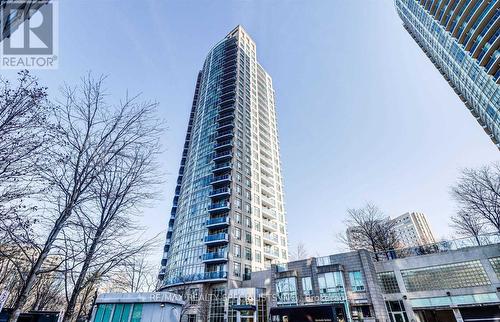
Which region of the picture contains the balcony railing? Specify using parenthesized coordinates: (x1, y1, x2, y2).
(163, 271, 228, 286)
(263, 233, 279, 244)
(264, 248, 279, 257)
(208, 201, 230, 213)
(204, 233, 229, 244)
(215, 140, 233, 150)
(374, 233, 500, 261)
(202, 251, 228, 262)
(213, 162, 232, 172)
(206, 216, 230, 228)
(215, 130, 233, 140)
(217, 113, 234, 123)
(262, 220, 278, 231)
(211, 174, 231, 184)
(217, 120, 234, 130)
(213, 151, 232, 161)
(209, 187, 231, 197)
(262, 207, 277, 220)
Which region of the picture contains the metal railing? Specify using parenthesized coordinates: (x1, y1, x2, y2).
(163, 271, 228, 286)
(374, 233, 500, 261)
(206, 216, 229, 226)
(204, 233, 228, 243)
(202, 251, 227, 261)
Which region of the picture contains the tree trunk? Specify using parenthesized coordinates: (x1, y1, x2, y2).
(63, 228, 103, 322)
(8, 208, 71, 322)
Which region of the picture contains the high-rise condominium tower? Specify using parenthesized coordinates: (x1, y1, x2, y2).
(158, 25, 288, 315)
(391, 212, 436, 247)
(395, 0, 500, 148)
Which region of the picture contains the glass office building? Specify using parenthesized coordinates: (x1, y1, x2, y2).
(395, 0, 500, 148)
(158, 25, 288, 320)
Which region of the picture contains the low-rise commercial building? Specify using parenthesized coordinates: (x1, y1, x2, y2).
(241, 234, 499, 322)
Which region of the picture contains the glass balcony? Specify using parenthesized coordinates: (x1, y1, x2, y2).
(211, 174, 231, 185)
(215, 129, 233, 140)
(262, 207, 277, 220)
(213, 151, 232, 162)
(204, 233, 229, 245)
(264, 247, 279, 258)
(217, 113, 234, 123)
(208, 201, 230, 213)
(261, 195, 275, 207)
(263, 233, 279, 245)
(206, 216, 230, 228)
(219, 102, 235, 113)
(163, 271, 228, 285)
(213, 162, 232, 173)
(262, 220, 278, 232)
(209, 187, 231, 198)
(217, 120, 234, 131)
(202, 251, 228, 263)
(214, 140, 233, 151)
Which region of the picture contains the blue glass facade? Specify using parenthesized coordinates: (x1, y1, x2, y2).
(158, 27, 289, 311)
(395, 0, 500, 147)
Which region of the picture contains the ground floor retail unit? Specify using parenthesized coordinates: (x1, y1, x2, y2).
(414, 305, 500, 322)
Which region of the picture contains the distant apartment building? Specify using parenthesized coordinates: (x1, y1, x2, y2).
(347, 212, 436, 251)
(241, 234, 500, 322)
(0, 0, 48, 41)
(394, 0, 500, 147)
(392, 212, 436, 247)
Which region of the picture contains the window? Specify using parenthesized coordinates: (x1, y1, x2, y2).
(234, 227, 241, 240)
(489, 257, 500, 278)
(377, 271, 400, 294)
(234, 262, 241, 277)
(189, 288, 199, 304)
(233, 244, 241, 258)
(255, 250, 262, 263)
(245, 231, 252, 243)
(317, 272, 345, 302)
(276, 277, 297, 305)
(401, 260, 490, 292)
(385, 300, 409, 322)
(245, 216, 252, 228)
(349, 271, 365, 292)
(187, 314, 197, 322)
(301, 277, 313, 296)
(244, 265, 252, 280)
(245, 247, 252, 260)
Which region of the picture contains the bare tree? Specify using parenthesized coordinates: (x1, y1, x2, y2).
(451, 163, 500, 233)
(0, 71, 53, 312)
(341, 203, 400, 256)
(172, 282, 210, 322)
(112, 252, 158, 293)
(8, 74, 163, 322)
(289, 242, 308, 261)
(60, 80, 163, 321)
(0, 70, 51, 222)
(450, 210, 488, 245)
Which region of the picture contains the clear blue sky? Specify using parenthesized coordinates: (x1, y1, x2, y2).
(7, 0, 498, 260)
